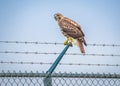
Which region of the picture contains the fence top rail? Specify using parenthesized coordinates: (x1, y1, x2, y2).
(0, 71, 120, 78)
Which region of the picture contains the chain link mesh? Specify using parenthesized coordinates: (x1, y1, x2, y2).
(0, 71, 120, 86)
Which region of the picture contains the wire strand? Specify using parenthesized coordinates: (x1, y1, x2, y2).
(0, 61, 120, 67)
(0, 41, 120, 47)
(0, 51, 120, 56)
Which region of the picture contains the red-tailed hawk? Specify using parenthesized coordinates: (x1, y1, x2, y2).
(54, 13, 87, 53)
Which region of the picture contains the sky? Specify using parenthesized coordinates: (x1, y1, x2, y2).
(0, 0, 120, 73)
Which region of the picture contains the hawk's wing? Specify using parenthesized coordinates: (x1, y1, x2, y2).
(58, 17, 84, 39)
(64, 18, 85, 36)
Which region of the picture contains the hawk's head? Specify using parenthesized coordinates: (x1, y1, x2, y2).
(54, 13, 64, 21)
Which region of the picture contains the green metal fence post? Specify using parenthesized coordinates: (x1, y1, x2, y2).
(43, 42, 72, 86)
(47, 42, 71, 74)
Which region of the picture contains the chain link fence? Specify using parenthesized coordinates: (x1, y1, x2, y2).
(0, 71, 120, 86)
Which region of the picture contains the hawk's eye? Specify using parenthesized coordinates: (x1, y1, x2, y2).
(54, 16, 57, 20)
(58, 16, 61, 20)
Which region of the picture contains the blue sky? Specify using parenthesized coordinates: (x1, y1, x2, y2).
(0, 0, 120, 73)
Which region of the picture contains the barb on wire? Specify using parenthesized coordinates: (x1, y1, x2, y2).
(0, 51, 120, 57)
(0, 61, 120, 67)
(0, 41, 120, 47)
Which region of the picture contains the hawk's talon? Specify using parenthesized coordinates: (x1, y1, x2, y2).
(64, 37, 73, 47)
(64, 41, 68, 45)
(64, 38, 69, 45)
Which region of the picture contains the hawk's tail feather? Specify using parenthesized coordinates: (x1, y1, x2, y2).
(82, 38, 87, 46)
(77, 39, 85, 54)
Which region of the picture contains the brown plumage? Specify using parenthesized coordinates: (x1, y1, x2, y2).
(54, 13, 87, 53)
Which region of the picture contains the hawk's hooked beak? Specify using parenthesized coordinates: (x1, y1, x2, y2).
(54, 14, 57, 21)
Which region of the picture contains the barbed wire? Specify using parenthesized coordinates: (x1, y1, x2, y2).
(0, 41, 120, 47)
(0, 51, 120, 56)
(0, 61, 120, 67)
